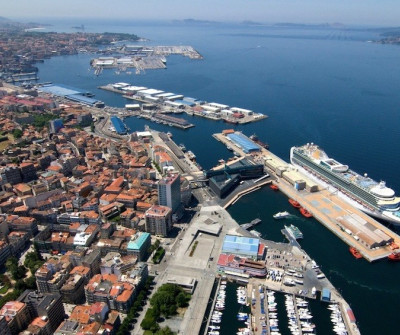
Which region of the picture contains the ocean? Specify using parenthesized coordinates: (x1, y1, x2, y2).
(32, 18, 400, 334)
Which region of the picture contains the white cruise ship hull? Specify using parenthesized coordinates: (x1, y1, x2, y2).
(289, 149, 400, 227)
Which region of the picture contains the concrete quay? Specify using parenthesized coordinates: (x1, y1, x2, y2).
(213, 131, 400, 262)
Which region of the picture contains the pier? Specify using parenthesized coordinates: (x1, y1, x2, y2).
(240, 218, 262, 230)
(98, 83, 267, 125)
(213, 131, 400, 262)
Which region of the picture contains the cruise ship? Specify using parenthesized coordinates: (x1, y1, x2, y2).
(290, 143, 400, 225)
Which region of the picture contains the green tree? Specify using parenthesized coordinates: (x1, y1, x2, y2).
(155, 326, 175, 335)
(176, 292, 189, 308)
(12, 129, 23, 139)
(140, 315, 157, 330)
(24, 276, 37, 290)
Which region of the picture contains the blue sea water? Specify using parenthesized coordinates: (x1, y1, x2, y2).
(32, 19, 400, 334)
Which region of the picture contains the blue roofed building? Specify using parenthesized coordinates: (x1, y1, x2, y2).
(222, 235, 260, 260)
(38, 84, 104, 107)
(127, 232, 151, 261)
(110, 116, 127, 135)
(321, 288, 331, 302)
(227, 132, 260, 153)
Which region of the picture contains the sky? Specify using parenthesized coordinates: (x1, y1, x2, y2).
(2, 0, 400, 26)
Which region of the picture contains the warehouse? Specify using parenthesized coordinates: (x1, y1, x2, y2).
(110, 116, 127, 135)
(226, 132, 260, 153)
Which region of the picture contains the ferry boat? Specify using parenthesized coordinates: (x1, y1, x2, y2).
(388, 252, 400, 261)
(285, 224, 303, 240)
(273, 211, 290, 219)
(349, 247, 363, 259)
(289, 199, 301, 208)
(270, 184, 279, 191)
(290, 143, 400, 225)
(300, 207, 313, 218)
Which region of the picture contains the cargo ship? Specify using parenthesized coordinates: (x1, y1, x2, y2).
(290, 143, 400, 226)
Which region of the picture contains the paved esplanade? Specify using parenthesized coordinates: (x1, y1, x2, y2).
(159, 204, 240, 334)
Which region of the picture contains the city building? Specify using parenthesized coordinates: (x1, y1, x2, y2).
(49, 119, 64, 134)
(17, 290, 65, 334)
(100, 252, 138, 277)
(157, 173, 180, 213)
(84, 274, 136, 313)
(0, 301, 31, 334)
(20, 162, 37, 183)
(77, 113, 92, 126)
(221, 235, 260, 260)
(0, 240, 11, 267)
(0, 166, 22, 186)
(145, 205, 172, 237)
(60, 274, 86, 304)
(0, 315, 11, 335)
(217, 253, 267, 278)
(126, 232, 151, 261)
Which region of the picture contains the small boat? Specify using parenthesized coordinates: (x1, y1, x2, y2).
(270, 184, 279, 191)
(289, 199, 301, 208)
(349, 247, 362, 259)
(300, 207, 313, 218)
(388, 252, 400, 261)
(273, 211, 290, 219)
(167, 131, 173, 138)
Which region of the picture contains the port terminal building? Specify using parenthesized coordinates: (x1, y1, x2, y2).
(205, 157, 264, 198)
(38, 84, 104, 107)
(221, 235, 265, 260)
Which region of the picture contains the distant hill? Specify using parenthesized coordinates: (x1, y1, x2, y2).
(173, 19, 222, 25)
(273, 22, 345, 28)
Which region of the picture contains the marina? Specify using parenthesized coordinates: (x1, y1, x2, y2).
(212, 282, 358, 335)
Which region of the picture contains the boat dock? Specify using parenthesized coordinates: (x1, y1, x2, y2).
(240, 218, 262, 230)
(213, 131, 400, 262)
(98, 83, 267, 125)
